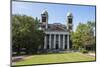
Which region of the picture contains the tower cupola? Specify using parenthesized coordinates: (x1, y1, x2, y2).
(67, 12, 73, 32)
(41, 10, 48, 30)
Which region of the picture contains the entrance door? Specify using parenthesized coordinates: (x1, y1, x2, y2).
(56, 41, 59, 49)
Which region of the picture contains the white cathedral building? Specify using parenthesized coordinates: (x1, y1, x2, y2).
(39, 10, 73, 51)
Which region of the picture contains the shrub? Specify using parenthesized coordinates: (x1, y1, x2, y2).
(80, 49, 88, 54)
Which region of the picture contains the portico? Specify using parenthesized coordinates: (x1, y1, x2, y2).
(44, 31, 70, 50)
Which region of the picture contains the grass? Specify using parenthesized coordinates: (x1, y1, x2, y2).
(13, 52, 95, 66)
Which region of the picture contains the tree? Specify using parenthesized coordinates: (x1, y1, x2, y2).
(71, 21, 95, 51)
(12, 14, 44, 55)
(86, 21, 95, 50)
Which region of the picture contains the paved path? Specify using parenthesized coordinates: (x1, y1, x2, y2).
(88, 53, 95, 57)
(12, 55, 31, 65)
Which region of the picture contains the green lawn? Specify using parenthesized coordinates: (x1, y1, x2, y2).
(13, 52, 95, 66)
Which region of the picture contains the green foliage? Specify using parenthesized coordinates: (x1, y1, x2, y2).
(71, 21, 95, 51)
(12, 14, 44, 55)
(80, 49, 88, 54)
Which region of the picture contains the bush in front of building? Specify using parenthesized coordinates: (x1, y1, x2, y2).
(80, 49, 88, 54)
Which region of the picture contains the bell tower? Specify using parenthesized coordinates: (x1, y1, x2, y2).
(67, 12, 73, 49)
(67, 12, 73, 32)
(41, 10, 48, 30)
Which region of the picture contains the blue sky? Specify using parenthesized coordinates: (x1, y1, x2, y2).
(12, 1, 96, 31)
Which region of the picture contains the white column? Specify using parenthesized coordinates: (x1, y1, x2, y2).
(44, 35, 47, 49)
(58, 34, 61, 49)
(67, 35, 70, 50)
(49, 34, 51, 49)
(53, 34, 56, 49)
(63, 34, 65, 49)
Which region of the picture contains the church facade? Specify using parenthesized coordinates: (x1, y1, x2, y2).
(39, 10, 73, 51)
